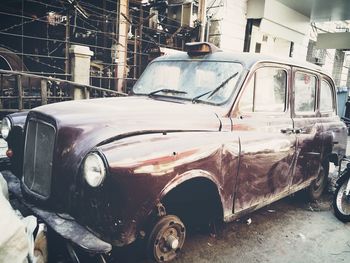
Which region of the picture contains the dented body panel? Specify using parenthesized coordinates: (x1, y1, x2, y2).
(4, 51, 347, 250)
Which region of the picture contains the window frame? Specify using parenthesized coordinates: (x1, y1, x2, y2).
(236, 64, 290, 116)
(319, 77, 336, 116)
(292, 69, 318, 118)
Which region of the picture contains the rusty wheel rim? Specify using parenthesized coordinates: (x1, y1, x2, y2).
(153, 219, 186, 262)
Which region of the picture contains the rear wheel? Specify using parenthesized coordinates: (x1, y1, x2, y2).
(308, 165, 327, 201)
(147, 215, 186, 262)
(333, 177, 350, 222)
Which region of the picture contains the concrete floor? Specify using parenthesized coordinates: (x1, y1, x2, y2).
(171, 195, 350, 263)
(114, 193, 350, 263)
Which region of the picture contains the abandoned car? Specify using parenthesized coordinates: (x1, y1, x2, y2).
(1, 42, 348, 262)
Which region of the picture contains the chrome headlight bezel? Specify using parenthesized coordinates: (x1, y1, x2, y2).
(1, 117, 12, 139)
(83, 152, 107, 187)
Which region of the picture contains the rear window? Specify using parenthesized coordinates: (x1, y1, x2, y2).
(294, 72, 316, 114)
(319, 80, 334, 112)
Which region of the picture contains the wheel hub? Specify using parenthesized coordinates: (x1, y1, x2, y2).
(166, 235, 179, 250)
(150, 216, 186, 262)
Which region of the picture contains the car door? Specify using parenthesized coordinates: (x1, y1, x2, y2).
(231, 64, 297, 213)
(291, 69, 323, 187)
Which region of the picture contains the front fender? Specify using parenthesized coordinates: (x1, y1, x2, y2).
(93, 131, 239, 245)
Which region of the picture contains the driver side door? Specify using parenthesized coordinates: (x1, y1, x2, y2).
(231, 64, 297, 213)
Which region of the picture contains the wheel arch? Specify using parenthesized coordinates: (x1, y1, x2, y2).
(158, 169, 225, 221)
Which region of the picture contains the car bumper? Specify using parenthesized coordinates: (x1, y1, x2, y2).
(2, 171, 112, 254)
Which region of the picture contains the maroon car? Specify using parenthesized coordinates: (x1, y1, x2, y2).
(1, 42, 347, 262)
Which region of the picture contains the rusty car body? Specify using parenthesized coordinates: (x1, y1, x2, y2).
(1, 42, 347, 262)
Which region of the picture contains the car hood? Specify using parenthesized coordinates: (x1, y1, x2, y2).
(31, 96, 222, 162)
(33, 96, 221, 138)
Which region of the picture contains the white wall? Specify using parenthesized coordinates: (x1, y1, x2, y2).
(220, 0, 247, 52)
(207, 0, 248, 52)
(246, 0, 310, 59)
(206, 0, 311, 61)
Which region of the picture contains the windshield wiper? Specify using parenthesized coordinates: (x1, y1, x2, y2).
(192, 72, 239, 103)
(191, 90, 212, 103)
(207, 72, 239, 99)
(148, 89, 187, 97)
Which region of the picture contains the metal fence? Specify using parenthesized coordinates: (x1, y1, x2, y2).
(0, 0, 201, 93)
(0, 69, 126, 114)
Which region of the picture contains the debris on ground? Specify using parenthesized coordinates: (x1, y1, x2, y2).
(297, 233, 306, 241)
(246, 218, 252, 225)
(308, 204, 314, 212)
(257, 235, 264, 244)
(209, 222, 217, 238)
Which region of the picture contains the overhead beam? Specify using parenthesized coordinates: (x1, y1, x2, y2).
(316, 32, 350, 49)
(276, 0, 350, 22)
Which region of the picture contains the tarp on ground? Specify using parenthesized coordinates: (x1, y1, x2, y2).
(0, 173, 29, 263)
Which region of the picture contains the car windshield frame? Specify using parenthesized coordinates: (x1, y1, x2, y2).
(132, 60, 244, 106)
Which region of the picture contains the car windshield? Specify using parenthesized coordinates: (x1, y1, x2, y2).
(133, 60, 243, 104)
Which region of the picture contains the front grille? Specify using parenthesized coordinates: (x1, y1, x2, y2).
(23, 119, 55, 199)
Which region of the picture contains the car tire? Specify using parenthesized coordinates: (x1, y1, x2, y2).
(308, 164, 327, 201)
(333, 177, 350, 222)
(147, 215, 186, 263)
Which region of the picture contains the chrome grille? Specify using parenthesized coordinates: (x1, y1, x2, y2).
(23, 119, 55, 199)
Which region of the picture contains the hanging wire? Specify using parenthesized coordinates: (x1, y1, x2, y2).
(0, 12, 61, 32)
(26, 0, 64, 10)
(0, 0, 201, 88)
(0, 44, 66, 72)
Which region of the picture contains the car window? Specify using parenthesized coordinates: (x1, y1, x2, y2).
(133, 61, 243, 105)
(239, 67, 286, 113)
(294, 72, 316, 113)
(320, 80, 334, 112)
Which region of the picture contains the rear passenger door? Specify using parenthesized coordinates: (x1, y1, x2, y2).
(292, 69, 323, 186)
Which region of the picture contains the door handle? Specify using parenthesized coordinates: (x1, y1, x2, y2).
(294, 128, 302, 134)
(281, 128, 306, 134)
(280, 128, 294, 134)
(294, 128, 307, 134)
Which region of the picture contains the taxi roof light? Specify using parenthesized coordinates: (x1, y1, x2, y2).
(185, 42, 221, 56)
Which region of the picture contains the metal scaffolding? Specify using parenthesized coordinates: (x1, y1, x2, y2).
(0, 0, 204, 93)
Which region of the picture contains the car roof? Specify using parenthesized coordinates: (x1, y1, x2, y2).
(153, 51, 330, 77)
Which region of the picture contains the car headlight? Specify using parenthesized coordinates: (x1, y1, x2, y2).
(83, 152, 106, 187)
(1, 117, 12, 139)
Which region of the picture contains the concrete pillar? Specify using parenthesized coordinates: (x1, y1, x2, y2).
(347, 67, 350, 88)
(332, 50, 345, 87)
(198, 0, 207, 42)
(116, 0, 129, 93)
(69, 45, 94, 99)
(321, 49, 335, 75)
